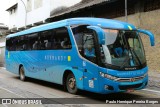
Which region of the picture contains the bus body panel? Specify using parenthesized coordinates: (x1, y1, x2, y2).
(5, 49, 85, 87)
(82, 60, 100, 93)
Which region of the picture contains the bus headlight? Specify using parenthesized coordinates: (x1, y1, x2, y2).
(99, 72, 117, 80)
(143, 72, 148, 77)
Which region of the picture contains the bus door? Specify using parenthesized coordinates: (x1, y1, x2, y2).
(73, 25, 105, 92)
(81, 26, 106, 92)
(82, 31, 100, 92)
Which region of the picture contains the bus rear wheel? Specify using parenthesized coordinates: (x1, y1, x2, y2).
(66, 73, 78, 94)
(19, 66, 26, 81)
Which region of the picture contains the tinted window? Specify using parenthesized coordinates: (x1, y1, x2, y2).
(54, 27, 72, 49)
(40, 27, 72, 50)
(6, 38, 12, 51)
(6, 27, 72, 51)
(40, 30, 54, 50)
(17, 36, 28, 51)
(12, 37, 18, 51)
(28, 33, 39, 50)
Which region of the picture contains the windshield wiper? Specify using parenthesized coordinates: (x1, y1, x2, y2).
(120, 48, 142, 69)
(120, 54, 130, 69)
(130, 48, 142, 67)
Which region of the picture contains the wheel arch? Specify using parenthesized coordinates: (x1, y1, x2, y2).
(62, 68, 83, 90)
(63, 70, 73, 86)
(19, 64, 23, 74)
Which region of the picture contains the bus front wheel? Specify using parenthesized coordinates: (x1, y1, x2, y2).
(66, 73, 78, 94)
(19, 66, 26, 81)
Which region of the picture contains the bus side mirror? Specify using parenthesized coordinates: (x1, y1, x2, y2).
(87, 26, 105, 45)
(138, 29, 155, 46)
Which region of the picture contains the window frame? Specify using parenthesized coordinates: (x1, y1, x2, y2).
(6, 27, 72, 51)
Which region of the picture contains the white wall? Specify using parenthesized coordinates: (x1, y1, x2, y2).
(16, 0, 27, 28)
(27, 0, 50, 25)
(8, 7, 18, 29)
(8, 0, 82, 29)
(16, 0, 51, 28)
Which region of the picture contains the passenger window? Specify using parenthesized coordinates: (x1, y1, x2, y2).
(6, 27, 72, 51)
(39, 27, 71, 50)
(40, 30, 53, 50)
(18, 36, 28, 51)
(12, 37, 18, 51)
(54, 27, 72, 50)
(6, 37, 20, 51)
(28, 33, 39, 50)
(6, 38, 12, 51)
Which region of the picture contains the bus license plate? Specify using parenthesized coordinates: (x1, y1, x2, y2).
(127, 89, 134, 92)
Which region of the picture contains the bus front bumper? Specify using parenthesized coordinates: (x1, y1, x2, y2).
(98, 75, 148, 94)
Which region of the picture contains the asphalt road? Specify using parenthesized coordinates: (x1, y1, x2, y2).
(0, 67, 160, 107)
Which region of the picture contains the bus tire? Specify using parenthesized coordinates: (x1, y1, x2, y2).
(66, 73, 78, 94)
(19, 66, 26, 81)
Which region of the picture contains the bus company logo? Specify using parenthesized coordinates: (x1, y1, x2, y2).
(2, 99, 11, 104)
(45, 55, 67, 61)
(130, 78, 135, 82)
(125, 67, 137, 71)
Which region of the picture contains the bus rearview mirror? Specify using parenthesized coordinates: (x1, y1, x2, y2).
(138, 29, 155, 46)
(87, 26, 105, 45)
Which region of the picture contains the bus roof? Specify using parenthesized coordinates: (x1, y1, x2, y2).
(6, 17, 136, 38)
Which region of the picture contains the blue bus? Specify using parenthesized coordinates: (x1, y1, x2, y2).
(5, 18, 155, 94)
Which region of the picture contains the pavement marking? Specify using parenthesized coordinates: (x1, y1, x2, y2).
(2, 104, 8, 107)
(142, 88, 160, 94)
(0, 87, 24, 98)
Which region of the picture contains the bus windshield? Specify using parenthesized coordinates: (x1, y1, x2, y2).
(101, 29, 146, 69)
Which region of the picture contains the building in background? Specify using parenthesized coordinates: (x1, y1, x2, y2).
(0, 23, 8, 66)
(0, 23, 8, 36)
(6, 0, 81, 33)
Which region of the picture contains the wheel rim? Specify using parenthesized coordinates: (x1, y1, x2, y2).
(68, 77, 76, 89)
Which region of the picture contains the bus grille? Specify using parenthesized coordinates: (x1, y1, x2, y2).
(119, 83, 143, 90)
(115, 75, 145, 82)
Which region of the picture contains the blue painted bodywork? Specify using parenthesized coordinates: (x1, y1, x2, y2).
(138, 29, 155, 46)
(87, 26, 106, 45)
(5, 18, 150, 94)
